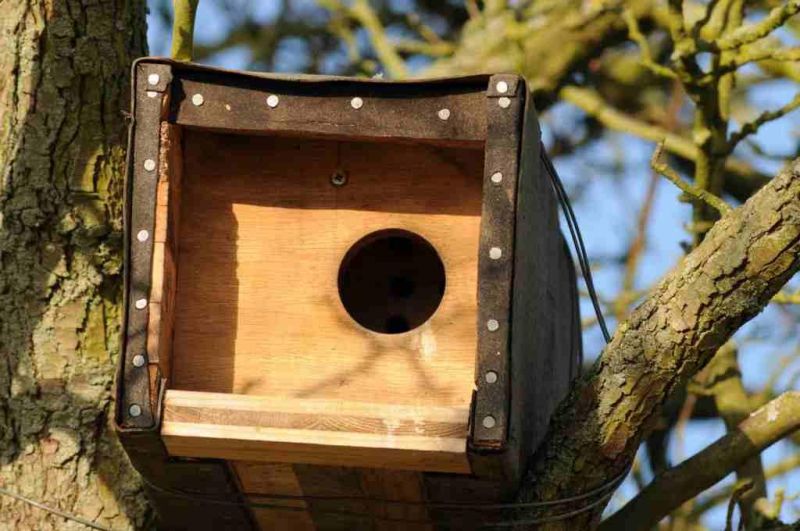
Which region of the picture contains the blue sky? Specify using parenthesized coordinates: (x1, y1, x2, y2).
(146, 2, 800, 525)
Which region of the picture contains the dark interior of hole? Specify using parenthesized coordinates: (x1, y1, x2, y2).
(338, 230, 446, 334)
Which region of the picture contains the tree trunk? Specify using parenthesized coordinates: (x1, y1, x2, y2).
(0, 1, 148, 529)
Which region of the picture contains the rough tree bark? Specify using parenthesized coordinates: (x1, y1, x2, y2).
(520, 160, 800, 529)
(0, 1, 148, 529)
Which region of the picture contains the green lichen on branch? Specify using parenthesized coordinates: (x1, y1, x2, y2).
(171, 0, 200, 62)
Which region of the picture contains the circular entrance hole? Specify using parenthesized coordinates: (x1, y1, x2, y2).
(338, 229, 446, 334)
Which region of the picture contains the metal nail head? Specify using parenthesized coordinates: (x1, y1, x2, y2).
(266, 95, 279, 108)
(491, 172, 503, 184)
(192, 93, 204, 106)
(487, 319, 499, 331)
(331, 171, 347, 187)
(482, 415, 496, 429)
(132, 354, 146, 368)
(147, 73, 160, 86)
(143, 159, 156, 172)
(496, 81, 508, 94)
(351, 97, 364, 110)
(438, 108, 451, 121)
(129, 404, 142, 417)
(136, 230, 149, 242)
(485, 371, 498, 384)
(135, 298, 147, 310)
(498, 97, 511, 109)
(489, 247, 502, 260)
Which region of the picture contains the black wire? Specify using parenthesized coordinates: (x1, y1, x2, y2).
(541, 146, 612, 344)
(139, 465, 627, 510)
(141, 470, 627, 527)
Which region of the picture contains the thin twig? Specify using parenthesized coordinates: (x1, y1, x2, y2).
(728, 92, 800, 151)
(651, 142, 732, 214)
(725, 480, 754, 531)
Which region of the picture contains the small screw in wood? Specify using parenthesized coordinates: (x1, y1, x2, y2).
(330, 170, 348, 187)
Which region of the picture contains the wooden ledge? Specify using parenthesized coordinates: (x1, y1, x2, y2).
(162, 390, 472, 473)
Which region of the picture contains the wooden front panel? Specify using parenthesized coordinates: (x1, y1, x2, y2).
(170, 130, 483, 409)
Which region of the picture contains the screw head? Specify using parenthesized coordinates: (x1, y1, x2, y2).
(136, 230, 149, 242)
(487, 319, 499, 332)
(266, 95, 280, 108)
(330, 170, 347, 187)
(437, 108, 451, 121)
(129, 404, 142, 417)
(350, 97, 364, 110)
(147, 73, 160, 86)
(482, 415, 496, 429)
(498, 97, 511, 109)
(192, 93, 204, 106)
(143, 159, 156, 172)
(132, 354, 146, 368)
(490, 172, 503, 184)
(489, 247, 502, 260)
(496, 80, 509, 94)
(134, 298, 147, 310)
(485, 371, 498, 384)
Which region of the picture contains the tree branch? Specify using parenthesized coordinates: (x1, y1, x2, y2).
(651, 141, 732, 214)
(560, 86, 769, 202)
(728, 91, 800, 151)
(601, 392, 800, 530)
(703, 343, 766, 523)
(717, 0, 800, 50)
(690, 452, 800, 517)
(623, 9, 677, 79)
(519, 159, 800, 529)
(171, 0, 200, 62)
(350, 0, 408, 78)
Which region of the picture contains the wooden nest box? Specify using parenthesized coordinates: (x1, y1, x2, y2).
(116, 59, 581, 529)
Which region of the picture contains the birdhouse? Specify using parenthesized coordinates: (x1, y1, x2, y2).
(116, 59, 581, 530)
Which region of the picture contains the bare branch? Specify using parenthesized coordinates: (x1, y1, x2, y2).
(601, 392, 800, 530)
(665, 0, 687, 42)
(717, 0, 800, 50)
(651, 142, 732, 214)
(728, 91, 800, 151)
(559, 86, 769, 202)
(521, 160, 800, 527)
(171, 0, 200, 61)
(623, 9, 677, 79)
(690, 453, 800, 517)
(351, 0, 408, 78)
(725, 480, 754, 531)
(560, 86, 697, 160)
(704, 343, 766, 523)
(772, 290, 800, 304)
